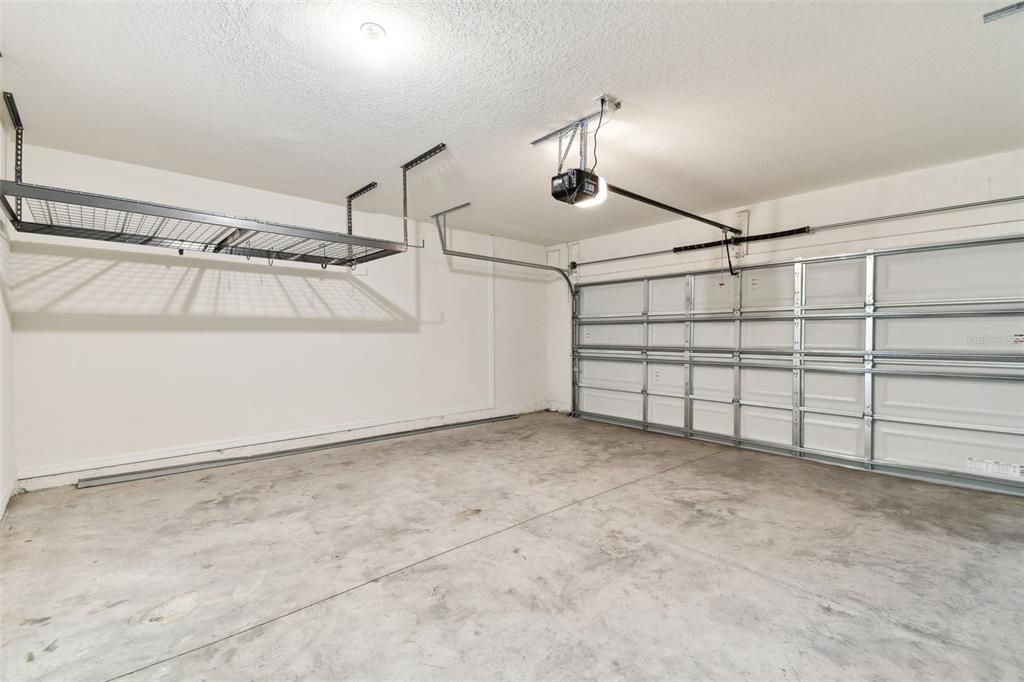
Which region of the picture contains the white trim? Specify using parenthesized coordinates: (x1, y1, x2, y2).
(17, 401, 496, 480)
(17, 401, 550, 492)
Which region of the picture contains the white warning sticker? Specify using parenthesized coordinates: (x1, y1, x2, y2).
(967, 457, 1024, 479)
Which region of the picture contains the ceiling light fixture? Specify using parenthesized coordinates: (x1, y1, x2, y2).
(360, 22, 387, 40)
(574, 175, 608, 208)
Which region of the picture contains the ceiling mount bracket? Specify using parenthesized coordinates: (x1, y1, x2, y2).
(346, 181, 378, 236)
(4, 91, 24, 220)
(401, 143, 447, 245)
(530, 95, 621, 149)
(345, 181, 378, 265)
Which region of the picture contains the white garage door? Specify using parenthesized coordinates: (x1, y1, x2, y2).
(573, 236, 1024, 495)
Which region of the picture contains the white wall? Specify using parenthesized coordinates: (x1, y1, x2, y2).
(0, 11, 18, 513)
(9, 146, 550, 485)
(0, 195, 12, 512)
(547, 149, 1024, 410)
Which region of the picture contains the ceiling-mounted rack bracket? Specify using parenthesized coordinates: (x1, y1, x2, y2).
(346, 181, 378, 235)
(3, 91, 23, 129)
(402, 143, 448, 171)
(344, 180, 379, 268)
(432, 202, 575, 295)
(401, 143, 447, 245)
(4, 91, 25, 220)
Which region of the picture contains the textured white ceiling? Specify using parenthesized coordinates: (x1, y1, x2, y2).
(2, 1, 1022, 245)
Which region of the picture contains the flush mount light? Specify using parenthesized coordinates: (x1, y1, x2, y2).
(574, 175, 608, 208)
(360, 22, 387, 40)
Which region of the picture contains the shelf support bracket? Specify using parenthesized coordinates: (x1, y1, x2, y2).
(346, 181, 378, 236)
(4, 91, 24, 220)
(401, 143, 447, 246)
(345, 181, 378, 266)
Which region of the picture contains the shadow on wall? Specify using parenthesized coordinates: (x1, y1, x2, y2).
(9, 241, 418, 332)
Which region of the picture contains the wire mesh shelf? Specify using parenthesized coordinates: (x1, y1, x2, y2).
(1, 181, 407, 268)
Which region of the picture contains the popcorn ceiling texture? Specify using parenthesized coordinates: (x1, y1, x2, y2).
(1, 1, 1021, 245)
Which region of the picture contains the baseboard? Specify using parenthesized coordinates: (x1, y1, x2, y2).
(18, 400, 549, 492)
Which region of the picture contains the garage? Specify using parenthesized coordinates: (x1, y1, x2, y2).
(0, 2, 1022, 680)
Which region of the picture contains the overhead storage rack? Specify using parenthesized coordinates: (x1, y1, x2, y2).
(0, 181, 407, 268)
(1, 91, 445, 269)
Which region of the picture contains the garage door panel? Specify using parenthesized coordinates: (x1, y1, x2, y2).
(579, 387, 643, 422)
(741, 320, 791, 349)
(805, 319, 864, 351)
(875, 315, 1024, 353)
(693, 321, 736, 348)
(876, 241, 1024, 304)
(648, 277, 688, 314)
(649, 323, 687, 347)
(579, 281, 645, 317)
(741, 368, 791, 407)
(804, 414, 863, 458)
(580, 360, 642, 392)
(805, 260, 864, 307)
(693, 399, 733, 436)
(741, 406, 792, 445)
(743, 267, 793, 309)
(804, 371, 863, 413)
(693, 273, 737, 312)
(580, 324, 644, 347)
(648, 395, 686, 428)
(875, 422, 1024, 478)
(649, 363, 687, 397)
(876, 375, 1024, 429)
(692, 365, 733, 401)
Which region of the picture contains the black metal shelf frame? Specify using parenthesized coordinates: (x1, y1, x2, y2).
(1, 180, 407, 268)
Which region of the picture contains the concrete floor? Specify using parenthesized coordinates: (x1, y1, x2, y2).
(1, 412, 1022, 681)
